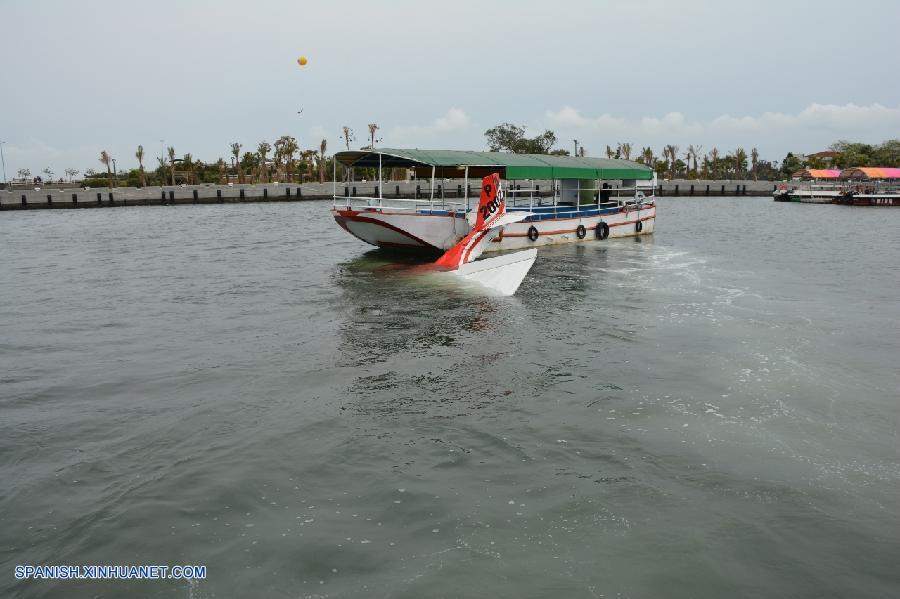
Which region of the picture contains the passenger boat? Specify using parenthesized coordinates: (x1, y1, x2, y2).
(836, 167, 900, 206)
(330, 149, 656, 253)
(774, 169, 843, 203)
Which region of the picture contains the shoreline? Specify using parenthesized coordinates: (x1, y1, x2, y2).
(0, 178, 780, 211)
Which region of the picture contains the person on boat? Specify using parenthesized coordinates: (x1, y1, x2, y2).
(600, 182, 611, 205)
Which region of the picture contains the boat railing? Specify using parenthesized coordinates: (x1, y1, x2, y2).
(506, 194, 652, 220)
(332, 182, 654, 217)
(333, 194, 467, 215)
(506, 185, 654, 212)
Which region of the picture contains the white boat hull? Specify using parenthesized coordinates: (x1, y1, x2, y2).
(333, 208, 466, 251)
(491, 205, 655, 250)
(332, 202, 655, 252)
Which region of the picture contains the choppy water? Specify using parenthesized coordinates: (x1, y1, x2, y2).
(1, 197, 899, 598)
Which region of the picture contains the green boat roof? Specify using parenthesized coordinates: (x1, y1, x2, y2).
(334, 148, 653, 180)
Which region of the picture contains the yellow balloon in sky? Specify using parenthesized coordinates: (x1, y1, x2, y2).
(297, 56, 308, 66)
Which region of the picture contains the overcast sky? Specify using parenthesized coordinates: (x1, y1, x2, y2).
(1, 0, 899, 176)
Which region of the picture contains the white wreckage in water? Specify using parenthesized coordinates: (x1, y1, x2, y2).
(431, 173, 536, 296)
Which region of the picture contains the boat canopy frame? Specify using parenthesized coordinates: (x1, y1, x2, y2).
(333, 148, 654, 181)
(840, 167, 900, 180)
(331, 148, 656, 217)
(791, 168, 842, 180)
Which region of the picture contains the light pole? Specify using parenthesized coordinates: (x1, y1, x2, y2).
(573, 139, 578, 157)
(0, 140, 7, 187)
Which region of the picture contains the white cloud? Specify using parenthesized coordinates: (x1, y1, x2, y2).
(544, 106, 626, 130)
(386, 108, 473, 147)
(547, 106, 700, 138)
(544, 103, 900, 156)
(710, 103, 900, 133)
(433, 108, 471, 132)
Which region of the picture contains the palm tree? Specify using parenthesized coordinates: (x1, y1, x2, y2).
(663, 144, 679, 179)
(285, 137, 298, 182)
(709, 147, 720, 179)
(342, 127, 355, 182)
(99, 150, 112, 189)
(721, 154, 736, 178)
(135, 145, 146, 187)
(367, 123, 380, 148)
(182, 153, 195, 184)
(618, 142, 632, 160)
(65, 168, 79, 182)
(734, 148, 747, 179)
(156, 157, 166, 185)
(300, 149, 317, 181)
(272, 142, 284, 182)
(342, 126, 354, 150)
(641, 146, 654, 166)
(42, 167, 54, 183)
(685, 144, 698, 175)
(274, 135, 298, 182)
(257, 141, 271, 183)
(217, 158, 227, 184)
(751, 147, 759, 181)
(605, 145, 615, 159)
(167, 146, 176, 185)
(318, 138, 327, 183)
(231, 142, 243, 184)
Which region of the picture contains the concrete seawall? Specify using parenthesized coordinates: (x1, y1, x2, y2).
(1, 180, 525, 210)
(656, 179, 778, 197)
(1, 178, 777, 211)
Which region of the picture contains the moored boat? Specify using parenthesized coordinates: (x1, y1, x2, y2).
(330, 149, 656, 253)
(774, 169, 842, 203)
(836, 167, 900, 206)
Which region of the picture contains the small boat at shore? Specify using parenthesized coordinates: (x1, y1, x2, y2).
(836, 167, 900, 206)
(773, 169, 842, 203)
(330, 149, 656, 253)
(774, 167, 900, 206)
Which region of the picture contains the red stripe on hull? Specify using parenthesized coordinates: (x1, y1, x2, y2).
(333, 212, 440, 250)
(502, 214, 655, 238)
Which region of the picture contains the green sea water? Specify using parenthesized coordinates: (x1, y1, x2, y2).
(1, 197, 898, 598)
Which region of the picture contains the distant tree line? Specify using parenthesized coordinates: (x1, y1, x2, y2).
(79, 135, 335, 189)
(482, 124, 776, 180)
(13, 125, 898, 189)
(484, 124, 899, 181)
(781, 139, 900, 175)
(66, 123, 390, 189)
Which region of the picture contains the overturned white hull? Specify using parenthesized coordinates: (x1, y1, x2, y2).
(450, 248, 537, 296)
